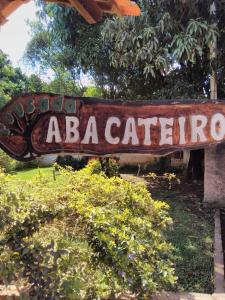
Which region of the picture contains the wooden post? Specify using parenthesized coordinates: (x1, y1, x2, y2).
(203, 0, 225, 207)
(204, 1, 225, 293)
(204, 1, 225, 207)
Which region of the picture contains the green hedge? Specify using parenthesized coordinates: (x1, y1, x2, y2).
(0, 161, 176, 299)
(0, 150, 39, 173)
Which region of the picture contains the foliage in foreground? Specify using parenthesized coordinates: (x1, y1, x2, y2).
(144, 172, 214, 293)
(0, 150, 41, 173)
(28, 0, 225, 100)
(0, 161, 176, 299)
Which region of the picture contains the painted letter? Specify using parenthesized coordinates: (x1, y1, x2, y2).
(38, 98, 49, 112)
(52, 96, 63, 112)
(122, 117, 139, 145)
(191, 115, 207, 143)
(211, 113, 225, 141)
(138, 117, 157, 145)
(13, 103, 24, 118)
(65, 99, 76, 113)
(65, 116, 80, 143)
(105, 117, 121, 144)
(46, 116, 62, 143)
(81, 116, 98, 144)
(178, 117, 186, 145)
(159, 118, 174, 145)
(25, 98, 35, 114)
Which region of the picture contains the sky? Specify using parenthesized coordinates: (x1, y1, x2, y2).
(0, 1, 38, 73)
(0, 1, 92, 85)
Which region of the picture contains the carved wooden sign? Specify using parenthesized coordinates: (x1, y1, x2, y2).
(0, 93, 225, 161)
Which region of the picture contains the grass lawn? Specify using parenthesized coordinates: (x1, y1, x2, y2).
(161, 190, 213, 293)
(122, 174, 214, 294)
(12, 167, 55, 181)
(10, 166, 67, 190)
(149, 178, 214, 294)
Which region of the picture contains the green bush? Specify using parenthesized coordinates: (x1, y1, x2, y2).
(0, 150, 18, 172)
(164, 173, 181, 190)
(0, 150, 40, 173)
(0, 161, 176, 299)
(99, 157, 120, 177)
(84, 158, 120, 177)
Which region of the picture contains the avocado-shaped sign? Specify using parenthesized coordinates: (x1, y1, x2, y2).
(0, 93, 225, 161)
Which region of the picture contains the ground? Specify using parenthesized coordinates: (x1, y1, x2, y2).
(122, 173, 214, 294)
(13, 166, 55, 181)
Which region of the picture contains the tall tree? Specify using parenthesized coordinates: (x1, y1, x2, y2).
(25, 0, 224, 100)
(0, 50, 27, 107)
(44, 75, 84, 96)
(25, 2, 162, 99)
(102, 0, 225, 98)
(25, 0, 225, 179)
(26, 74, 44, 93)
(83, 86, 103, 97)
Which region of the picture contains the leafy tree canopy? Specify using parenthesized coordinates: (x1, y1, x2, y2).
(25, 0, 225, 99)
(26, 74, 44, 93)
(102, 1, 219, 76)
(83, 86, 103, 97)
(0, 50, 27, 107)
(0, 49, 84, 111)
(45, 75, 84, 96)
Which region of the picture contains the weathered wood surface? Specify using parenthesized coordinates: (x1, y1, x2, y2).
(204, 146, 225, 207)
(1, 93, 225, 161)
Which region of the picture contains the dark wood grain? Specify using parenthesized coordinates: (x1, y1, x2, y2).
(0, 93, 225, 161)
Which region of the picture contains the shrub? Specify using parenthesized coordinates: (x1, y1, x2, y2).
(99, 157, 120, 177)
(88, 158, 102, 174)
(0, 162, 176, 299)
(87, 158, 120, 177)
(164, 173, 181, 190)
(0, 150, 40, 173)
(0, 150, 18, 172)
(146, 172, 157, 180)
